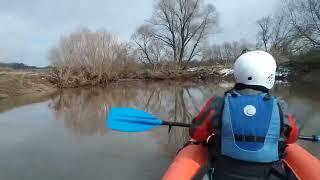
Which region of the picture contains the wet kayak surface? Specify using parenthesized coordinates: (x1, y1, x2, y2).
(0, 81, 319, 180)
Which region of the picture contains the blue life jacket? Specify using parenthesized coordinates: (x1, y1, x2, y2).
(221, 91, 281, 163)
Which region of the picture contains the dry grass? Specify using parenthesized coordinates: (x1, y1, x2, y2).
(0, 71, 56, 98)
(0, 71, 57, 112)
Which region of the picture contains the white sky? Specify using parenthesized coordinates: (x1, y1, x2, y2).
(0, 0, 278, 67)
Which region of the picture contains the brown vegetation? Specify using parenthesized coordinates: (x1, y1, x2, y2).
(47, 26, 233, 87)
(0, 71, 55, 98)
(0, 71, 57, 112)
(48, 28, 139, 87)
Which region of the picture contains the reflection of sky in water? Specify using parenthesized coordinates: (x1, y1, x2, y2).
(0, 101, 170, 180)
(0, 81, 319, 179)
(0, 101, 55, 146)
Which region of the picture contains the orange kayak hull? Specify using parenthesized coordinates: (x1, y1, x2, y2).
(283, 143, 320, 180)
(162, 144, 209, 180)
(162, 143, 320, 180)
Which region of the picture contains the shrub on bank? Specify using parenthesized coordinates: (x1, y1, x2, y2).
(48, 29, 139, 87)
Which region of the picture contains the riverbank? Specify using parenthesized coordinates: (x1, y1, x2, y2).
(0, 66, 233, 101)
(282, 59, 320, 87)
(48, 64, 235, 88)
(1, 59, 319, 100)
(0, 71, 57, 112)
(0, 71, 56, 98)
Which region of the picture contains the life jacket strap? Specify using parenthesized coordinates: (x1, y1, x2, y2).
(234, 134, 265, 143)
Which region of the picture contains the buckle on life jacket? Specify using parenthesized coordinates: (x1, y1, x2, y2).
(230, 90, 241, 98)
(263, 93, 271, 101)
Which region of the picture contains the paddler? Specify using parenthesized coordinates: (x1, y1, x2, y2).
(189, 50, 300, 180)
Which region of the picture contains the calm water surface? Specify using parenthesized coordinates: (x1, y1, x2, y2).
(0, 81, 319, 180)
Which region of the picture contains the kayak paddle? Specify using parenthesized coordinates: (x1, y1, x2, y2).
(106, 107, 320, 143)
(107, 107, 190, 132)
(298, 135, 320, 143)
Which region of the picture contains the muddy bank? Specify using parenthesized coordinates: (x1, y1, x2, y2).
(0, 71, 57, 112)
(48, 65, 235, 88)
(141, 65, 234, 81)
(48, 63, 307, 88)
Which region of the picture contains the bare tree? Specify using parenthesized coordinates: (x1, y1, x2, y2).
(256, 2, 320, 61)
(257, 16, 273, 52)
(131, 25, 167, 70)
(221, 42, 233, 65)
(210, 44, 223, 62)
(284, 0, 320, 47)
(148, 0, 218, 69)
(269, 14, 303, 59)
(202, 40, 254, 65)
(256, 14, 300, 58)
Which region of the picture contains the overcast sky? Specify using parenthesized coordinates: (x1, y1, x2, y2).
(0, 0, 278, 67)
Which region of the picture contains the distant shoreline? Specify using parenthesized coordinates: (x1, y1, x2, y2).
(0, 59, 319, 101)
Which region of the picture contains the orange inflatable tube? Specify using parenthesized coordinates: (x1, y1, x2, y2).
(162, 143, 320, 180)
(162, 144, 209, 180)
(283, 143, 320, 180)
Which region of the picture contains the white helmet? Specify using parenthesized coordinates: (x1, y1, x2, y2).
(234, 50, 277, 89)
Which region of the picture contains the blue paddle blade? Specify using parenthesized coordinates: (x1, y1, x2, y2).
(107, 107, 163, 132)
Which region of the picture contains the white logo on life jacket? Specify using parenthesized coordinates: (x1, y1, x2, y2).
(244, 105, 256, 116)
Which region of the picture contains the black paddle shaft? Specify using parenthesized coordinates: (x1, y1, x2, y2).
(298, 135, 319, 142)
(160, 121, 318, 142)
(161, 121, 191, 127)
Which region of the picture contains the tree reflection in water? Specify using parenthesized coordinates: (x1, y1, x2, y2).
(49, 81, 229, 149)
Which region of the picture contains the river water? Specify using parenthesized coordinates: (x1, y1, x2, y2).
(0, 81, 319, 180)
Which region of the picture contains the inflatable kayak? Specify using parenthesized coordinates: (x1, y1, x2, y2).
(162, 143, 320, 180)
